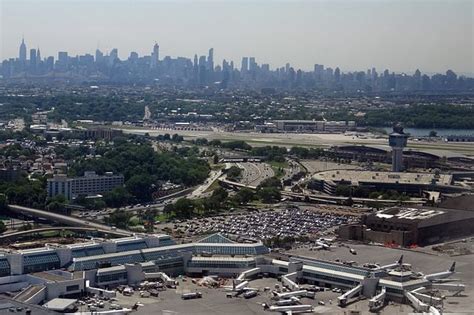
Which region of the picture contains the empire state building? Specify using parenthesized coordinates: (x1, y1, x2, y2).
(19, 38, 27, 62)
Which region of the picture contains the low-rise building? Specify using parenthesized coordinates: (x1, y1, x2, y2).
(339, 206, 474, 246)
(311, 169, 461, 195)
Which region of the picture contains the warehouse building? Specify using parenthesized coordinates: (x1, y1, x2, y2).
(338, 206, 474, 246)
(271, 120, 356, 133)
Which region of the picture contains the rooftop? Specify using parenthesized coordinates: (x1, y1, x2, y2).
(370, 206, 474, 227)
(313, 170, 453, 186)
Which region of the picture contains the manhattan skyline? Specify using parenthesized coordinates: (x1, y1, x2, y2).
(1, 0, 473, 75)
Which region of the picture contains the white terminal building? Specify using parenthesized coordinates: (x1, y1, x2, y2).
(311, 169, 462, 195)
(0, 233, 462, 313)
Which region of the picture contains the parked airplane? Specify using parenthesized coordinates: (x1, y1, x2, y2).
(273, 290, 314, 300)
(378, 255, 404, 270)
(314, 240, 330, 250)
(275, 297, 300, 306)
(263, 303, 313, 314)
(425, 262, 456, 281)
(224, 280, 259, 295)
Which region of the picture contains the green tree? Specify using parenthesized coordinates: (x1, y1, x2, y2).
(46, 195, 68, 213)
(235, 188, 255, 204)
(335, 185, 351, 197)
(211, 187, 228, 203)
(103, 186, 132, 208)
(258, 177, 282, 190)
(258, 187, 281, 203)
(174, 198, 195, 219)
(107, 210, 132, 229)
(226, 166, 242, 181)
(0, 221, 6, 234)
(126, 174, 154, 202)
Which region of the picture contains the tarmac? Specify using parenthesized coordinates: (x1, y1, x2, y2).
(111, 242, 474, 314)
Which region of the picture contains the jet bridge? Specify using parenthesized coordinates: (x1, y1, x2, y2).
(337, 283, 363, 307)
(368, 287, 386, 311)
(281, 272, 300, 291)
(405, 288, 442, 314)
(236, 267, 261, 282)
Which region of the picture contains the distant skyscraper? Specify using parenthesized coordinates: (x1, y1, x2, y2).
(129, 52, 139, 62)
(241, 57, 248, 73)
(110, 48, 118, 60)
(198, 55, 207, 84)
(249, 57, 257, 72)
(334, 67, 341, 82)
(207, 48, 214, 71)
(19, 38, 27, 62)
(58, 51, 68, 71)
(36, 48, 41, 64)
(29, 49, 37, 72)
(151, 43, 159, 68)
(95, 49, 104, 63)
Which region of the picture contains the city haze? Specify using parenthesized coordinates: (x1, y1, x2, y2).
(1, 0, 473, 74)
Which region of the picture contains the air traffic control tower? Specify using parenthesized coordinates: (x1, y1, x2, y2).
(389, 124, 409, 172)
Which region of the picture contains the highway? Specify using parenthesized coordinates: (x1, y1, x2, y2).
(189, 169, 223, 199)
(237, 162, 274, 186)
(219, 178, 426, 206)
(7, 205, 132, 236)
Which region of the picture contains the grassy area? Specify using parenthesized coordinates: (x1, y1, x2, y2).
(155, 213, 171, 223)
(204, 179, 221, 193)
(268, 160, 288, 179)
(210, 163, 226, 171)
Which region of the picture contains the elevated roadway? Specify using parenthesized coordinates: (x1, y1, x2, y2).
(219, 178, 425, 205)
(0, 227, 129, 241)
(7, 205, 132, 236)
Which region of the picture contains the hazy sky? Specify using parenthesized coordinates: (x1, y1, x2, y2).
(1, 0, 473, 74)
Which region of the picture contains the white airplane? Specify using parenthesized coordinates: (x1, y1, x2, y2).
(224, 280, 259, 294)
(425, 262, 456, 281)
(314, 240, 330, 250)
(273, 290, 311, 300)
(263, 303, 313, 314)
(275, 297, 300, 306)
(379, 255, 404, 270)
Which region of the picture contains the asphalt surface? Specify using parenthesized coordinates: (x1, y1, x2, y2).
(237, 162, 274, 186)
(8, 205, 132, 236)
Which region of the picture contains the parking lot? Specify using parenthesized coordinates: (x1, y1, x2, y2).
(301, 160, 361, 174)
(160, 206, 359, 241)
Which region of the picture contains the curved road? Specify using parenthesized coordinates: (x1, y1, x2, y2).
(8, 205, 132, 236)
(0, 226, 128, 241)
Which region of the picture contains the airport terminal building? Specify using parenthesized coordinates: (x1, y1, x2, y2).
(0, 232, 461, 312)
(311, 169, 463, 195)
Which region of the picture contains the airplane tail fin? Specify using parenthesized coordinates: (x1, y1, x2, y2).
(397, 255, 404, 265)
(449, 262, 456, 272)
(232, 280, 236, 291)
